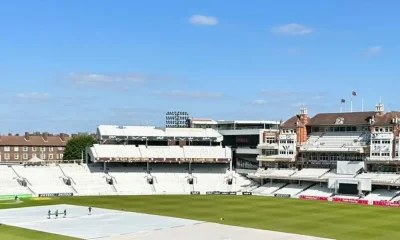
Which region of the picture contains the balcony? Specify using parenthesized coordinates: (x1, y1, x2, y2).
(256, 154, 295, 162)
(257, 143, 278, 150)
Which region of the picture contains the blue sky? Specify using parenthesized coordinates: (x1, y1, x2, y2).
(0, 0, 399, 133)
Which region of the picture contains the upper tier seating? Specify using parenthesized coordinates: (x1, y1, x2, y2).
(303, 132, 370, 151)
(357, 173, 400, 184)
(90, 144, 231, 160)
(0, 165, 31, 195)
(264, 169, 297, 177)
(291, 168, 330, 179)
(13, 165, 72, 195)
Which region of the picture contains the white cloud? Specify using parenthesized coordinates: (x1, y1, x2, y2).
(367, 46, 382, 54)
(189, 14, 218, 25)
(16, 92, 50, 100)
(251, 99, 268, 105)
(153, 90, 223, 99)
(66, 72, 146, 85)
(272, 23, 313, 35)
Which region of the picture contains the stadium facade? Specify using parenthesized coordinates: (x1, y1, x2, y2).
(187, 118, 280, 170)
(249, 101, 400, 205)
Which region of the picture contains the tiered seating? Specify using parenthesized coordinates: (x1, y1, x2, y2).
(247, 168, 276, 178)
(0, 166, 31, 195)
(252, 183, 286, 194)
(357, 173, 400, 184)
(191, 164, 228, 192)
(363, 189, 399, 201)
(274, 183, 313, 196)
(13, 166, 72, 195)
(299, 184, 333, 198)
(151, 165, 189, 194)
(90, 144, 231, 161)
(303, 132, 370, 151)
(60, 164, 116, 196)
(291, 168, 330, 179)
(264, 169, 297, 177)
(107, 166, 153, 195)
(231, 172, 255, 191)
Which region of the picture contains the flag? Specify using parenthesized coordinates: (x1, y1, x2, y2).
(352, 91, 357, 96)
(341, 99, 345, 103)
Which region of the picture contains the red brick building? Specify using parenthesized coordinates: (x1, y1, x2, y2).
(0, 132, 70, 162)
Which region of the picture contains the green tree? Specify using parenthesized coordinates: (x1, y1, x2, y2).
(63, 135, 97, 160)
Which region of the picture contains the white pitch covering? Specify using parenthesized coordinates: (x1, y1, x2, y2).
(0, 204, 332, 240)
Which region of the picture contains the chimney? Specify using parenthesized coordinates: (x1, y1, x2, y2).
(25, 132, 30, 141)
(42, 132, 48, 141)
(60, 133, 66, 141)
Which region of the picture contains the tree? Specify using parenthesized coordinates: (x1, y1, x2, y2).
(63, 135, 97, 160)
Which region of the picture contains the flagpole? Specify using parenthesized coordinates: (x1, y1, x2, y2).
(350, 97, 353, 112)
(361, 97, 364, 112)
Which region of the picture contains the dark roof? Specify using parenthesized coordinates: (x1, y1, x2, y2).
(281, 115, 310, 128)
(374, 111, 400, 125)
(0, 134, 70, 146)
(310, 111, 375, 125)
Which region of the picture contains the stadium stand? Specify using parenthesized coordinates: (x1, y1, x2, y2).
(363, 189, 400, 201)
(107, 165, 153, 195)
(0, 165, 31, 195)
(299, 184, 334, 198)
(357, 173, 400, 184)
(251, 183, 287, 195)
(191, 164, 229, 192)
(290, 168, 330, 179)
(12, 165, 72, 195)
(302, 132, 370, 151)
(60, 164, 117, 196)
(264, 169, 297, 177)
(274, 183, 314, 196)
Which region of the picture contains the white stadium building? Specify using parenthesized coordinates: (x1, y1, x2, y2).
(2, 103, 400, 207)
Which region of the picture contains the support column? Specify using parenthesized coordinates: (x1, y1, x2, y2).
(103, 162, 106, 172)
(147, 162, 150, 173)
(229, 159, 233, 171)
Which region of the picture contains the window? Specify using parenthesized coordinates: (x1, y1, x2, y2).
(3, 146, 10, 152)
(372, 140, 381, 144)
(375, 127, 379, 132)
(14, 153, 19, 160)
(23, 146, 28, 152)
(280, 140, 286, 144)
(59, 153, 63, 159)
(14, 146, 19, 152)
(58, 147, 64, 151)
(288, 151, 294, 155)
(32, 153, 37, 158)
(266, 137, 276, 144)
(40, 154, 46, 159)
(382, 153, 390, 157)
(372, 153, 380, 156)
(4, 153, 10, 160)
(40, 147, 45, 152)
(23, 154, 28, 160)
(32, 146, 37, 151)
(382, 140, 391, 144)
(48, 147, 53, 152)
(49, 154, 53, 160)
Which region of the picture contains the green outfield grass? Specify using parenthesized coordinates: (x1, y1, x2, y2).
(1, 195, 400, 240)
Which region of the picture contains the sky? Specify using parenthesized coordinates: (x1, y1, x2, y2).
(1, 0, 399, 133)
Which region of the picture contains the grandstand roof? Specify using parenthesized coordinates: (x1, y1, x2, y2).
(97, 125, 223, 141)
(309, 111, 375, 125)
(374, 111, 400, 125)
